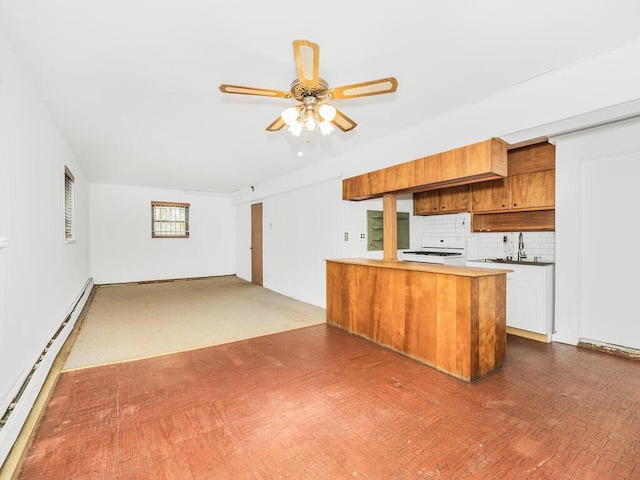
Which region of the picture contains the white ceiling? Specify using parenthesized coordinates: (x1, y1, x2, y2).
(1, 0, 640, 194)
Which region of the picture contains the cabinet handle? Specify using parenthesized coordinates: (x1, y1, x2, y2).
(513, 203, 518, 207)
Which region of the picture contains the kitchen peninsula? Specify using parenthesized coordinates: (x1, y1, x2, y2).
(326, 259, 511, 382)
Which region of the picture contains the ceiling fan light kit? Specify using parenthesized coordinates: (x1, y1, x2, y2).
(281, 96, 336, 137)
(219, 40, 398, 137)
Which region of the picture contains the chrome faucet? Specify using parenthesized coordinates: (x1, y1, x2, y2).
(517, 232, 527, 261)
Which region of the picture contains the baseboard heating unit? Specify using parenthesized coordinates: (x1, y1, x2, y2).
(0, 277, 94, 470)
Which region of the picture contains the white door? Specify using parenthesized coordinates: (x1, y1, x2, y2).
(579, 147, 640, 348)
(555, 118, 640, 349)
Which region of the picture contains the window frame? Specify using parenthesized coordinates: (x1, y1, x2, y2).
(151, 201, 190, 238)
(64, 166, 75, 243)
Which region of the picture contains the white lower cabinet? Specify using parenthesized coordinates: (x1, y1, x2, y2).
(465, 260, 554, 342)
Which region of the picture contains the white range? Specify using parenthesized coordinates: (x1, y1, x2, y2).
(401, 237, 466, 266)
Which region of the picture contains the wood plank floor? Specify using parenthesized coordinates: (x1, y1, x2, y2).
(18, 325, 640, 479)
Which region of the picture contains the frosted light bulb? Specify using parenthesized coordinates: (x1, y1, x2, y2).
(319, 121, 334, 136)
(288, 122, 303, 136)
(303, 113, 317, 131)
(318, 104, 336, 122)
(281, 107, 300, 126)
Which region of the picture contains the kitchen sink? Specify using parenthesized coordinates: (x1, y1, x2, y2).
(475, 258, 554, 266)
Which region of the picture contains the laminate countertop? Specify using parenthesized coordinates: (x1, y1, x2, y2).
(326, 258, 512, 277)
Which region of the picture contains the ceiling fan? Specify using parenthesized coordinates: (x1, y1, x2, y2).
(219, 40, 398, 137)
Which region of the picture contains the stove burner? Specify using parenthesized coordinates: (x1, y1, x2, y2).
(402, 238, 467, 265)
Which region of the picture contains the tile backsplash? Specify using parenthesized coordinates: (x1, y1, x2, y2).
(420, 212, 555, 262)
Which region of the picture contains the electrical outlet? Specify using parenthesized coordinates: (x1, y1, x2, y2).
(344, 232, 349, 241)
(503, 235, 508, 243)
(360, 233, 366, 240)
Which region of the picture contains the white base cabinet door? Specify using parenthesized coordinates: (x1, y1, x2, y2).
(466, 260, 554, 342)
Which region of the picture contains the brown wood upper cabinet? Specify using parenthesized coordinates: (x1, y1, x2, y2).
(471, 142, 555, 213)
(510, 170, 555, 209)
(469, 177, 508, 211)
(343, 138, 507, 201)
(414, 185, 470, 215)
(470, 142, 556, 232)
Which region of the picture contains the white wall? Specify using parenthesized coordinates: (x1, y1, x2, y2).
(552, 117, 640, 349)
(90, 184, 236, 284)
(0, 29, 90, 463)
(235, 169, 421, 308)
(261, 179, 348, 307)
(235, 202, 252, 282)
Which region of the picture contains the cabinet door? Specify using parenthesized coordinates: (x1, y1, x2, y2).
(508, 142, 555, 175)
(471, 178, 509, 212)
(510, 169, 555, 209)
(439, 185, 469, 212)
(507, 279, 545, 333)
(413, 190, 440, 215)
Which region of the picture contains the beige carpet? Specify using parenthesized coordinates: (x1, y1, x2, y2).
(63, 276, 326, 371)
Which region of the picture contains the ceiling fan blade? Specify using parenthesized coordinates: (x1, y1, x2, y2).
(219, 84, 291, 98)
(331, 109, 357, 132)
(266, 116, 286, 132)
(328, 77, 398, 100)
(293, 40, 320, 87)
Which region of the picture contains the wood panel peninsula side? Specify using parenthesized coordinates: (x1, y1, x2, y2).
(326, 259, 511, 382)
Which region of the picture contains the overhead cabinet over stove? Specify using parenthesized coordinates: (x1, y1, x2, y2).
(413, 184, 469, 215)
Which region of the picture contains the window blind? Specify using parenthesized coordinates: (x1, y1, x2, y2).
(64, 166, 74, 241)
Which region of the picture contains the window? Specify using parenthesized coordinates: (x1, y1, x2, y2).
(64, 166, 74, 242)
(151, 202, 190, 238)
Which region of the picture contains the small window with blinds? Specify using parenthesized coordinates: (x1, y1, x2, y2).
(64, 166, 75, 242)
(151, 202, 190, 238)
